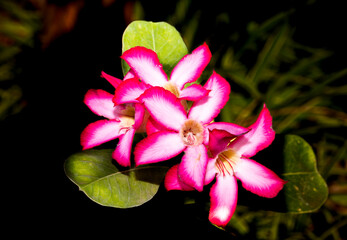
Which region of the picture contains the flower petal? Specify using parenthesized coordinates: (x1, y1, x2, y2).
(112, 128, 135, 167)
(134, 131, 186, 166)
(188, 71, 231, 124)
(205, 157, 217, 186)
(139, 87, 187, 131)
(177, 145, 208, 191)
(170, 43, 212, 90)
(123, 68, 137, 80)
(113, 78, 151, 105)
(178, 84, 210, 101)
(84, 89, 117, 119)
(146, 116, 168, 135)
(208, 129, 239, 158)
(229, 104, 275, 158)
(207, 122, 249, 136)
(81, 120, 122, 150)
(164, 164, 195, 191)
(234, 158, 286, 198)
(133, 103, 145, 130)
(121, 46, 167, 86)
(209, 174, 238, 227)
(101, 71, 123, 89)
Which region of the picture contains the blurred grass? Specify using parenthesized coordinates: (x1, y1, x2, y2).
(0, 0, 41, 120)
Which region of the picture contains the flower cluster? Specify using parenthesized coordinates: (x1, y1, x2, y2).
(81, 43, 286, 227)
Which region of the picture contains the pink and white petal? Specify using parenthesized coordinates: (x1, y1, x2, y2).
(230, 104, 275, 158)
(113, 78, 151, 105)
(101, 71, 123, 89)
(164, 164, 195, 191)
(178, 84, 210, 101)
(81, 119, 122, 150)
(207, 122, 249, 136)
(188, 71, 231, 124)
(234, 158, 286, 198)
(205, 157, 217, 186)
(133, 103, 145, 130)
(123, 68, 138, 80)
(139, 87, 187, 131)
(121, 46, 168, 86)
(146, 116, 168, 135)
(208, 129, 240, 158)
(84, 89, 117, 119)
(170, 43, 212, 90)
(112, 128, 135, 167)
(209, 174, 238, 227)
(134, 131, 186, 166)
(177, 145, 208, 192)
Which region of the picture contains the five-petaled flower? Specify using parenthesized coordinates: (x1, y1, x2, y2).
(135, 71, 230, 191)
(165, 104, 287, 227)
(80, 71, 146, 167)
(113, 43, 212, 106)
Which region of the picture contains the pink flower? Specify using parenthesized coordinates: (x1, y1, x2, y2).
(134, 71, 231, 191)
(165, 104, 286, 227)
(80, 71, 146, 167)
(114, 43, 212, 105)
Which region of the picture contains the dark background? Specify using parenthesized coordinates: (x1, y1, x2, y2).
(1, 0, 346, 238)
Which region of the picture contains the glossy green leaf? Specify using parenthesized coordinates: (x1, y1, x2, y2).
(281, 134, 328, 213)
(121, 20, 188, 75)
(64, 149, 168, 208)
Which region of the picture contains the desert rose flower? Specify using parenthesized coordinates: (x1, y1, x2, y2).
(165, 105, 286, 227)
(80, 71, 146, 167)
(134, 71, 230, 191)
(117, 43, 212, 103)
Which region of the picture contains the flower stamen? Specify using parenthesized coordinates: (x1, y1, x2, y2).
(179, 119, 204, 146)
(215, 149, 240, 176)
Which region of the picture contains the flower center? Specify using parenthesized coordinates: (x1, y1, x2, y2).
(179, 119, 204, 146)
(118, 104, 135, 117)
(164, 82, 180, 98)
(215, 149, 240, 176)
(118, 105, 135, 134)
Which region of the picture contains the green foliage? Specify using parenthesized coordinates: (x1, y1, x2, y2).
(65, 149, 168, 208)
(121, 20, 188, 75)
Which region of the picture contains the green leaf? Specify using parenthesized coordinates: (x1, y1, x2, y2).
(121, 20, 188, 75)
(281, 135, 328, 213)
(64, 149, 168, 208)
